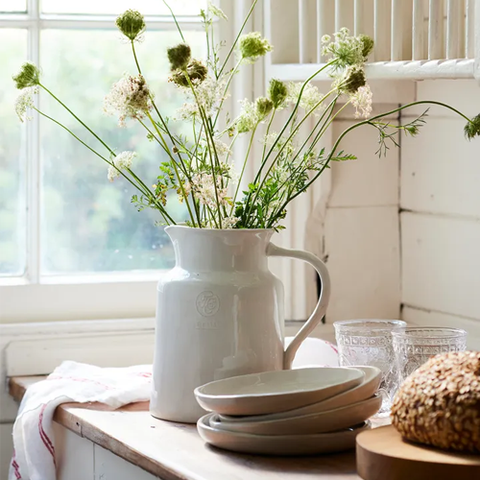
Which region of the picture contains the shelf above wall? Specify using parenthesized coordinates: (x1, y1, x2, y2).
(267, 59, 475, 82)
(264, 0, 480, 83)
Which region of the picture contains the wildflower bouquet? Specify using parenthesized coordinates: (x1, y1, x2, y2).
(13, 2, 480, 230)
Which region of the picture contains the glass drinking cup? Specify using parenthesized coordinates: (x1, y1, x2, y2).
(334, 319, 407, 416)
(392, 326, 467, 384)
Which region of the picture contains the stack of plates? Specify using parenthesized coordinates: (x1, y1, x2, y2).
(194, 366, 382, 455)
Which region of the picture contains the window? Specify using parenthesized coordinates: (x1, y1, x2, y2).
(0, 0, 235, 322)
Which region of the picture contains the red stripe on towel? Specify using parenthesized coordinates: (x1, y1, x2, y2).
(38, 404, 56, 467)
(328, 342, 339, 354)
(11, 451, 22, 479)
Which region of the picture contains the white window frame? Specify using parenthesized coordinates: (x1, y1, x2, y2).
(0, 0, 238, 323)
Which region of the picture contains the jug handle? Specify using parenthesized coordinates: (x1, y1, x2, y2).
(267, 243, 331, 370)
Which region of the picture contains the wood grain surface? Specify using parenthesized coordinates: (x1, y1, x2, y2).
(356, 425, 480, 480)
(10, 376, 361, 480)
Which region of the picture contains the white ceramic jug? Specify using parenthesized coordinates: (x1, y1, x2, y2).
(150, 226, 331, 423)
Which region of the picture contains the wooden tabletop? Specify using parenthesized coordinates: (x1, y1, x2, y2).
(10, 376, 361, 480)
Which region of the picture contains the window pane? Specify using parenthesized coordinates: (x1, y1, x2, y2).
(0, 1, 26, 13)
(40, 29, 204, 274)
(0, 29, 27, 276)
(41, 0, 206, 15)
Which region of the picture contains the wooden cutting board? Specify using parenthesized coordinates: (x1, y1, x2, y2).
(356, 425, 480, 480)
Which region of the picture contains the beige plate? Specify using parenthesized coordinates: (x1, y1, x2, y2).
(194, 367, 364, 416)
(197, 413, 371, 456)
(220, 366, 382, 423)
(209, 394, 382, 436)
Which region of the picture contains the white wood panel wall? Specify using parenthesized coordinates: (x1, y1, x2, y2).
(306, 103, 402, 325)
(401, 79, 480, 349)
(326, 104, 401, 321)
(267, 97, 403, 325)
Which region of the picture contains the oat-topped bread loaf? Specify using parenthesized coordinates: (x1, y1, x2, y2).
(391, 351, 480, 453)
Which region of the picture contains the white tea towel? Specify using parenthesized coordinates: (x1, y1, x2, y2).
(9, 361, 152, 480)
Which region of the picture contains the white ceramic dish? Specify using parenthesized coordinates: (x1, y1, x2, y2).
(209, 394, 381, 435)
(197, 413, 371, 456)
(219, 365, 382, 423)
(194, 367, 364, 416)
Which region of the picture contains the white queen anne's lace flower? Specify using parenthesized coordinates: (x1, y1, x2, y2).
(108, 151, 137, 181)
(15, 86, 38, 122)
(104, 74, 152, 127)
(236, 99, 258, 133)
(204, 216, 239, 229)
(191, 173, 230, 208)
(287, 82, 324, 115)
(350, 84, 373, 119)
(200, 135, 232, 159)
(321, 27, 367, 69)
(177, 75, 227, 120)
(207, 1, 227, 20)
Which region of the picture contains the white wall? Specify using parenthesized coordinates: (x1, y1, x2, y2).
(401, 79, 480, 349)
(305, 103, 402, 332)
(324, 104, 401, 323)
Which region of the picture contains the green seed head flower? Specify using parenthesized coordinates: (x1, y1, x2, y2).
(12, 62, 40, 89)
(342, 65, 367, 93)
(167, 43, 192, 71)
(359, 34, 374, 59)
(116, 10, 146, 41)
(268, 79, 288, 108)
(464, 114, 480, 140)
(239, 32, 273, 63)
(322, 28, 365, 70)
(170, 59, 208, 87)
(255, 97, 274, 119)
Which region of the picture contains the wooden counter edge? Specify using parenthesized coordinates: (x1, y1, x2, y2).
(8, 376, 190, 480)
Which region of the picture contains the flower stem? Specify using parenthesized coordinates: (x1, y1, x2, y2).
(274, 99, 474, 219)
(183, 73, 224, 227)
(34, 107, 175, 225)
(230, 123, 258, 215)
(261, 108, 276, 162)
(130, 41, 192, 180)
(214, 58, 242, 127)
(146, 111, 197, 227)
(39, 83, 114, 156)
(131, 41, 143, 75)
(217, 0, 259, 78)
(162, 0, 186, 42)
(255, 62, 336, 180)
(245, 89, 336, 225)
(266, 97, 338, 203)
(128, 42, 196, 226)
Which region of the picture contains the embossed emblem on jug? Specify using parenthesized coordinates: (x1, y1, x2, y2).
(196, 291, 220, 317)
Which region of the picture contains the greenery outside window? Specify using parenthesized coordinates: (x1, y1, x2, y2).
(0, 0, 234, 322)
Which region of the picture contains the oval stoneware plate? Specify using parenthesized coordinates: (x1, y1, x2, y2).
(209, 394, 382, 436)
(197, 413, 371, 456)
(219, 365, 382, 423)
(194, 367, 365, 416)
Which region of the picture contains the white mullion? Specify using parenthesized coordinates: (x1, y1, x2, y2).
(38, 18, 205, 30)
(0, 13, 32, 27)
(25, 0, 40, 283)
(0, 19, 34, 27)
